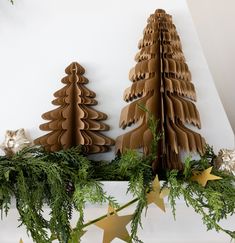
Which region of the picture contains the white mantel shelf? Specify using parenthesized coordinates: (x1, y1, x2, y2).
(0, 182, 234, 243)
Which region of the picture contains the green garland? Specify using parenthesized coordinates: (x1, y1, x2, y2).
(0, 145, 152, 243)
(166, 149, 235, 239)
(0, 144, 235, 242)
(0, 115, 234, 242)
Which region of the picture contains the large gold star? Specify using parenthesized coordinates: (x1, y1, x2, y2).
(191, 166, 222, 187)
(95, 206, 133, 243)
(147, 175, 168, 212)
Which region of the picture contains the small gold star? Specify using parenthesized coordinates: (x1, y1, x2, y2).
(147, 175, 168, 212)
(19, 239, 24, 243)
(95, 205, 133, 243)
(191, 166, 222, 187)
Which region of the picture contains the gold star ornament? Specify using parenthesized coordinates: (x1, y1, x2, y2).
(19, 239, 24, 243)
(147, 175, 169, 212)
(191, 166, 222, 187)
(95, 206, 133, 243)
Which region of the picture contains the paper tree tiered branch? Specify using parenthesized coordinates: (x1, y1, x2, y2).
(116, 9, 206, 173)
(35, 62, 114, 153)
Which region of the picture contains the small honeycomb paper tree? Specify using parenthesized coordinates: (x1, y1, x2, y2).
(35, 62, 114, 153)
(116, 9, 206, 174)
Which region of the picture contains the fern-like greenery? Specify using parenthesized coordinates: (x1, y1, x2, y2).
(0, 144, 156, 243)
(0, 133, 235, 243)
(0, 146, 121, 243)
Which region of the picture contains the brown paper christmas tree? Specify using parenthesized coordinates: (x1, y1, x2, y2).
(35, 62, 114, 153)
(116, 9, 206, 173)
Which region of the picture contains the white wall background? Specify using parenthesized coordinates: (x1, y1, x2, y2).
(0, 0, 234, 242)
(187, 0, 235, 133)
(0, 0, 234, 159)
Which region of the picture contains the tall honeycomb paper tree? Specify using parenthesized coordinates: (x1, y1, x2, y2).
(35, 62, 114, 153)
(116, 9, 206, 173)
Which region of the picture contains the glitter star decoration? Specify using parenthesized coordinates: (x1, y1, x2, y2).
(147, 175, 169, 212)
(191, 166, 222, 187)
(95, 205, 133, 243)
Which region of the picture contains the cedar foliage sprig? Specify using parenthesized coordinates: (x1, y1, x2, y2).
(116, 108, 159, 243)
(118, 150, 152, 243)
(0, 146, 120, 243)
(167, 147, 235, 239)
